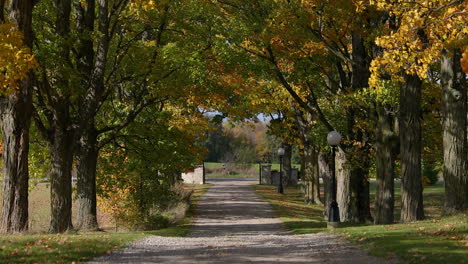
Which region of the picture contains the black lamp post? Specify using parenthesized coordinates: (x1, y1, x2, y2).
(277, 147, 285, 194)
(327, 131, 342, 226)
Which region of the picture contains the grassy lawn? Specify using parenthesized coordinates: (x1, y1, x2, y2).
(0, 183, 211, 264)
(255, 182, 468, 264)
(206, 173, 257, 178)
(204, 162, 300, 179)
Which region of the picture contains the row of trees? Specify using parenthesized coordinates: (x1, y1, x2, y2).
(1, 0, 466, 233)
(0, 0, 228, 233)
(203, 120, 300, 165)
(198, 0, 467, 223)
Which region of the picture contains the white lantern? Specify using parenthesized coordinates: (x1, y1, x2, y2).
(277, 147, 285, 156)
(327, 131, 342, 146)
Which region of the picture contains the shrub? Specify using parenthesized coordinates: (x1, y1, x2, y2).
(141, 214, 169, 230)
(98, 178, 193, 231)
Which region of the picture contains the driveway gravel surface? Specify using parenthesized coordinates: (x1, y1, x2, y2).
(90, 178, 398, 263)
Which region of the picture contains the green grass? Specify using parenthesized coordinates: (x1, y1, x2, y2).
(204, 162, 224, 170)
(0, 232, 144, 264)
(337, 216, 467, 264)
(254, 185, 327, 234)
(255, 182, 468, 264)
(206, 173, 256, 178)
(204, 162, 300, 179)
(0, 183, 211, 264)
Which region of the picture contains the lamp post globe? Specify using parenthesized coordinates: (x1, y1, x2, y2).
(277, 147, 285, 194)
(327, 131, 342, 146)
(277, 147, 285, 156)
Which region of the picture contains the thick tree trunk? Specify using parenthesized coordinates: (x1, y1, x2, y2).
(0, 89, 31, 233)
(44, 0, 74, 234)
(292, 105, 321, 204)
(48, 121, 74, 233)
(311, 146, 321, 205)
(302, 145, 313, 203)
(319, 153, 332, 219)
(75, 0, 109, 230)
(301, 153, 312, 204)
(0, 0, 34, 234)
(336, 148, 359, 222)
(302, 143, 321, 204)
(400, 74, 424, 222)
(374, 105, 396, 224)
(441, 48, 468, 214)
(282, 143, 292, 185)
(350, 31, 372, 223)
(76, 129, 99, 230)
(355, 165, 372, 223)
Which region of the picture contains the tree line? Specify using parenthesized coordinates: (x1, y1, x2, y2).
(0, 0, 224, 233)
(204, 0, 467, 224)
(1, 0, 466, 234)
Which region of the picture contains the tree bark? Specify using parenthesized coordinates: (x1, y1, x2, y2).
(0, 88, 31, 234)
(48, 113, 74, 233)
(312, 147, 321, 205)
(76, 129, 99, 230)
(400, 74, 424, 222)
(0, 0, 34, 234)
(302, 143, 321, 204)
(336, 148, 359, 222)
(374, 104, 396, 224)
(319, 152, 332, 219)
(441, 48, 468, 214)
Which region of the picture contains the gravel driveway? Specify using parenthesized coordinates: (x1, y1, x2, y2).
(90, 178, 398, 263)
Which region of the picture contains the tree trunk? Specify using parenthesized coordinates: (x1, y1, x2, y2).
(76, 129, 99, 230)
(301, 152, 312, 204)
(374, 104, 396, 224)
(311, 146, 321, 205)
(292, 105, 320, 204)
(336, 148, 359, 222)
(349, 30, 372, 223)
(441, 48, 468, 214)
(355, 165, 372, 223)
(319, 152, 332, 219)
(282, 143, 292, 185)
(0, 0, 34, 234)
(302, 143, 321, 204)
(0, 89, 31, 233)
(400, 74, 424, 222)
(75, 0, 109, 230)
(48, 117, 74, 233)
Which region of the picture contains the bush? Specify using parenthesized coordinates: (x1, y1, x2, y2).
(141, 214, 169, 230)
(98, 179, 193, 231)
